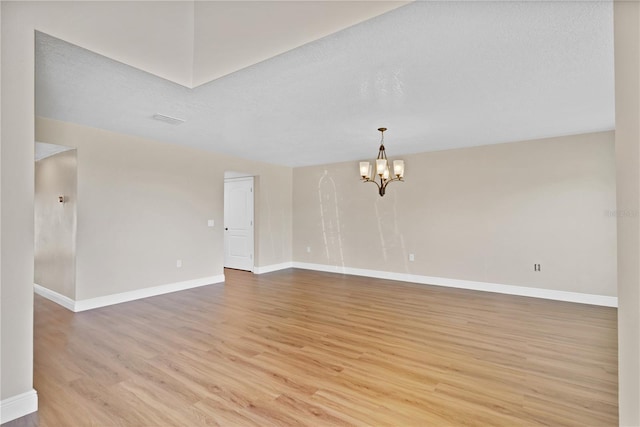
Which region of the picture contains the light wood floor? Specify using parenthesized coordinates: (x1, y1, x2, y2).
(7, 268, 617, 426)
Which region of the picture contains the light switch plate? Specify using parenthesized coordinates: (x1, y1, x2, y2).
(208, 219, 214, 227)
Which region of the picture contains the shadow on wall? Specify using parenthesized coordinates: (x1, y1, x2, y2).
(319, 170, 345, 267)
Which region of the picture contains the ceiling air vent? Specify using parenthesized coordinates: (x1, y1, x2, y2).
(152, 113, 185, 125)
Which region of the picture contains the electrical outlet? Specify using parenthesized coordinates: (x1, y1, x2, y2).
(409, 253, 415, 262)
(534, 263, 541, 272)
(306, 246, 311, 253)
(177, 259, 182, 268)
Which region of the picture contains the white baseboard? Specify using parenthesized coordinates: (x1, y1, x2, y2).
(74, 275, 226, 312)
(34, 275, 225, 312)
(292, 262, 618, 307)
(253, 262, 294, 274)
(34, 284, 75, 311)
(34, 263, 618, 309)
(0, 389, 38, 424)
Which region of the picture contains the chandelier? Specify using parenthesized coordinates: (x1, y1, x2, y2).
(359, 127, 404, 197)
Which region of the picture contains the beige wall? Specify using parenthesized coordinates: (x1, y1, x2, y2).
(36, 117, 292, 300)
(614, 2, 640, 425)
(1, 2, 36, 402)
(0, 0, 3, 402)
(294, 132, 617, 297)
(34, 149, 77, 299)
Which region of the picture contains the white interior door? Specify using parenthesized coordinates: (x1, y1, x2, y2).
(224, 177, 254, 271)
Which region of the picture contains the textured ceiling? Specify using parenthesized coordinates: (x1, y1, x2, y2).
(191, 1, 409, 86)
(35, 1, 615, 167)
(29, 1, 406, 88)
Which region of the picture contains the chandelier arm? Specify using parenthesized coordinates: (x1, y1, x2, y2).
(380, 176, 404, 190)
(387, 177, 403, 183)
(362, 178, 383, 191)
(370, 178, 386, 197)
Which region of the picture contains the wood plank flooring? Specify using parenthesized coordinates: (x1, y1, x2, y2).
(6, 268, 618, 426)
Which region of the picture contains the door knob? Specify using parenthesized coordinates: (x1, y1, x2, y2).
(225, 227, 228, 231)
